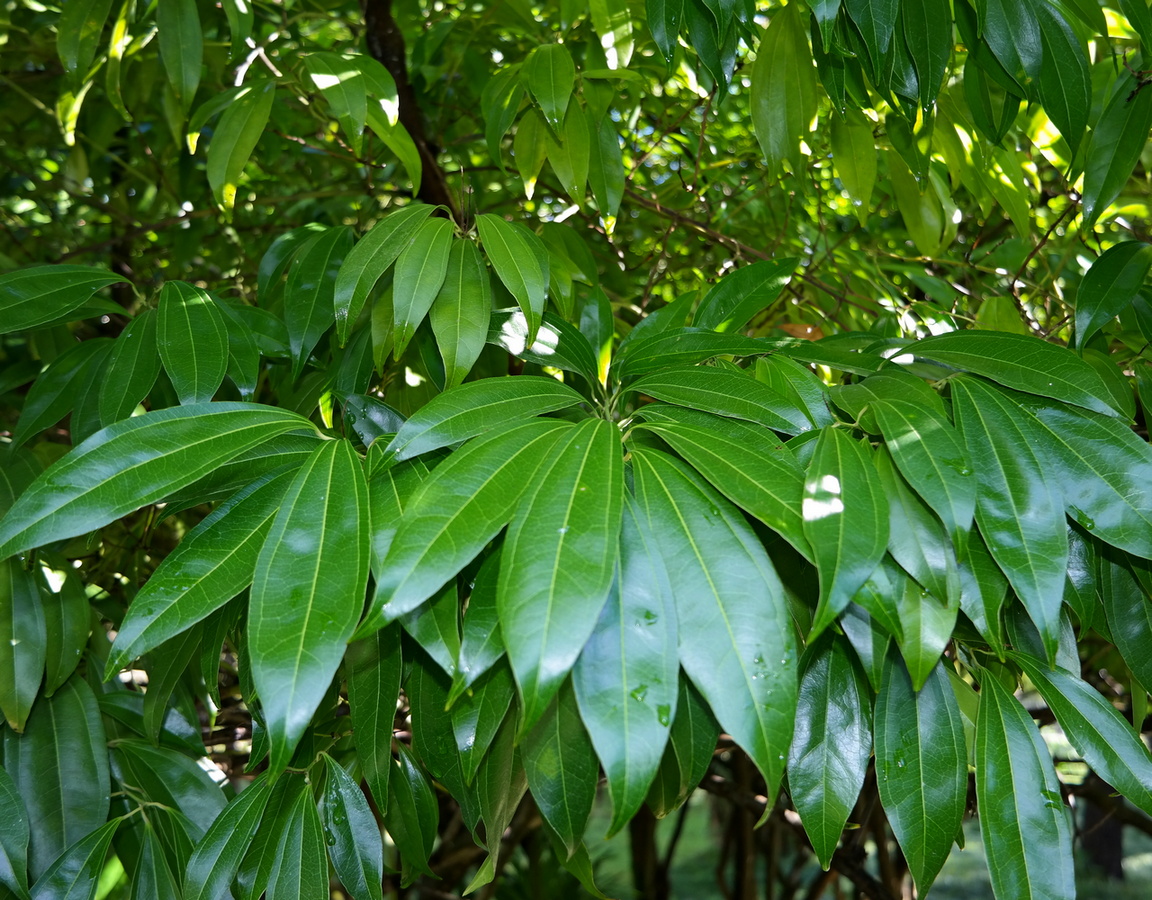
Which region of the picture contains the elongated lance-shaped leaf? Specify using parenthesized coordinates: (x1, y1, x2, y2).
(0, 403, 314, 558)
(265, 782, 328, 900)
(524, 43, 575, 131)
(112, 740, 227, 840)
(10, 339, 109, 452)
(647, 0, 682, 62)
(907, 331, 1119, 416)
(486, 308, 599, 384)
(386, 376, 585, 461)
(99, 308, 161, 425)
(57, 0, 113, 83)
(392, 217, 454, 358)
(2, 675, 110, 880)
(430, 239, 493, 390)
(803, 428, 889, 639)
(386, 744, 439, 886)
(0, 559, 46, 733)
(875, 654, 966, 896)
(631, 365, 812, 435)
(284, 225, 354, 379)
(345, 624, 402, 813)
(107, 469, 293, 674)
(1099, 549, 1152, 690)
(893, 569, 958, 691)
(0, 266, 125, 336)
(131, 823, 180, 900)
(233, 777, 297, 900)
(366, 458, 428, 575)
(157, 0, 201, 110)
(250, 439, 370, 775)
(334, 204, 434, 345)
(1027, 400, 1152, 559)
(407, 654, 476, 815)
(872, 398, 975, 555)
(359, 419, 571, 636)
(1082, 71, 1152, 229)
(692, 258, 797, 333)
(157, 280, 229, 405)
(498, 418, 623, 731)
(1014, 656, 1152, 817)
(0, 753, 30, 899)
(524, 680, 598, 858)
(976, 672, 1075, 900)
(476, 214, 548, 346)
(545, 105, 590, 202)
(207, 79, 275, 214)
(304, 52, 368, 153)
(635, 416, 810, 559)
(1074, 241, 1152, 350)
(645, 674, 719, 819)
(612, 327, 790, 383)
(631, 447, 797, 812)
(952, 377, 1067, 662)
(319, 755, 385, 900)
(450, 550, 505, 701)
(451, 658, 516, 784)
(28, 819, 119, 900)
(573, 497, 678, 837)
(787, 634, 872, 870)
(750, 3, 818, 174)
(184, 776, 274, 900)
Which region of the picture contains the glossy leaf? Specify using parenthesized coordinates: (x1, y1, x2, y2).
(451, 658, 516, 783)
(545, 105, 590, 201)
(157, 0, 202, 110)
(0, 757, 30, 900)
(206, 80, 275, 214)
(586, 111, 625, 231)
(632, 447, 797, 810)
(0, 559, 46, 733)
(903, 0, 951, 109)
(113, 740, 226, 840)
(184, 777, 274, 900)
(265, 783, 328, 900)
(1074, 241, 1152, 349)
(952, 377, 1067, 662)
(99, 309, 161, 425)
(487, 308, 599, 384)
(429, 240, 492, 389)
(10, 339, 110, 451)
(976, 673, 1075, 900)
(875, 655, 966, 895)
(0, 267, 125, 335)
(319, 755, 385, 900)
(498, 418, 623, 730)
(844, 0, 898, 79)
(57, 0, 114, 83)
(1099, 549, 1152, 690)
(130, 824, 179, 900)
(2, 676, 110, 879)
(284, 225, 354, 378)
(305, 52, 368, 152)
(751, 3, 818, 173)
(28, 819, 118, 900)
(648, 0, 683, 62)
(646, 676, 718, 818)
(692, 258, 797, 333)
(524, 44, 575, 131)
(476, 216, 549, 347)
(385, 745, 438, 886)
(787, 634, 872, 869)
(157, 281, 229, 405)
(392, 218, 454, 358)
(1082, 72, 1152, 229)
(803, 428, 889, 638)
(1034, 1, 1090, 155)
(612, 328, 786, 382)
(345, 625, 403, 813)
(250, 440, 369, 774)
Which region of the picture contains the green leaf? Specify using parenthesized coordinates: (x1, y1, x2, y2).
(1082, 72, 1152, 229)
(392, 218, 455, 358)
(0, 757, 31, 899)
(463, 700, 526, 892)
(1034, 1, 1090, 155)
(632, 447, 797, 812)
(803, 428, 889, 639)
(99, 309, 161, 425)
(952, 377, 1067, 662)
(830, 109, 877, 215)
(751, 3, 818, 173)
(157, 0, 202, 111)
(872, 398, 975, 554)
(875, 654, 966, 895)
(130, 823, 180, 900)
(184, 777, 274, 900)
(221, 0, 253, 58)
(545, 105, 591, 201)
(27, 819, 119, 900)
(976, 0, 1042, 86)
(451, 552, 504, 701)
(893, 568, 958, 691)
(487, 308, 600, 384)
(975, 672, 1075, 900)
(787, 634, 872, 869)
(908, 330, 1118, 416)
(429, 240, 493, 389)
(2, 676, 109, 880)
(586, 111, 625, 232)
(157, 281, 229, 405)
(365, 112, 423, 195)
(399, 582, 460, 675)
(648, 0, 684, 62)
(692, 258, 797, 333)
(345, 625, 403, 813)
(1074, 241, 1152, 349)
(476, 214, 548, 346)
(481, 65, 525, 165)
(589, 0, 634, 67)
(612, 328, 786, 381)
(0, 266, 124, 336)
(0, 403, 313, 558)
(633, 418, 810, 560)
(250, 440, 370, 775)
(284, 225, 354, 379)
(10, 339, 110, 451)
(0, 559, 46, 734)
(319, 755, 385, 900)
(386, 376, 584, 461)
(1099, 549, 1152, 690)
(1121, 0, 1152, 44)
(265, 782, 328, 900)
(334, 205, 434, 346)
(233, 778, 298, 900)
(384, 745, 438, 886)
(902, 0, 951, 109)
(631, 365, 812, 435)
(524, 680, 598, 857)
(646, 675, 718, 818)
(524, 44, 575, 131)
(360, 419, 570, 634)
(451, 658, 516, 783)
(206, 80, 275, 214)
(304, 52, 368, 154)
(498, 418, 623, 731)
(844, 0, 898, 80)
(113, 740, 227, 840)
(57, 0, 114, 83)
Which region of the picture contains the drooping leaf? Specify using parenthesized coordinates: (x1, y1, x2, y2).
(902, 0, 951, 109)
(157, 0, 202, 111)
(206, 80, 276, 214)
(645, 675, 718, 818)
(265, 781, 328, 900)
(57, 0, 114, 84)
(648, 0, 684, 62)
(99, 309, 161, 425)
(586, 111, 625, 232)
(545, 105, 591, 202)
(345, 625, 403, 813)
(385, 745, 438, 886)
(130, 823, 180, 900)
(429, 240, 493, 389)
(184, 776, 274, 900)
(1082, 72, 1152, 229)
(844, 0, 898, 80)
(392, 217, 455, 358)
(157, 281, 229, 405)
(1074, 241, 1152, 349)
(523, 44, 575, 131)
(284, 225, 354, 379)
(112, 740, 227, 840)
(1033, 1, 1090, 155)
(10, 339, 110, 452)
(319, 755, 385, 900)
(486, 308, 599, 384)
(692, 258, 797, 333)
(0, 559, 46, 734)
(304, 52, 368, 153)
(589, 0, 634, 67)
(830, 109, 877, 215)
(751, 3, 819, 173)
(476, 214, 548, 346)
(1099, 549, 1152, 691)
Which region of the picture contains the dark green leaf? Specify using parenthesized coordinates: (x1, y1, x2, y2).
(524, 44, 575, 131)
(156, 281, 229, 405)
(902, 0, 951, 109)
(429, 240, 493, 389)
(284, 226, 354, 379)
(384, 745, 438, 886)
(0, 763, 30, 900)
(206, 80, 276, 214)
(1082, 72, 1152, 229)
(451, 552, 505, 701)
(1074, 241, 1152, 349)
(0, 267, 125, 335)
(1099, 549, 1152, 690)
(265, 783, 328, 900)
(57, 0, 114, 83)
(345, 625, 403, 813)
(319, 755, 385, 900)
(487, 308, 599, 384)
(392, 218, 454, 358)
(844, 0, 898, 80)
(587, 111, 625, 232)
(476, 215, 548, 346)
(612, 328, 787, 381)
(130, 824, 179, 900)
(0, 560, 46, 733)
(648, 0, 684, 62)
(113, 740, 226, 840)
(751, 4, 819, 173)
(157, 0, 202, 110)
(99, 310, 161, 425)
(28, 819, 118, 900)
(692, 259, 797, 333)
(646, 676, 718, 818)
(1034, 1, 1090, 155)
(11, 339, 110, 451)
(184, 777, 273, 900)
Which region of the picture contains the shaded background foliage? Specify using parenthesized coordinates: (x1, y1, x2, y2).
(3, 0, 1152, 898)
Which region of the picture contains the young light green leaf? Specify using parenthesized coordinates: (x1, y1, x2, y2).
(249, 440, 370, 775)
(345, 625, 403, 812)
(391, 217, 455, 358)
(875, 654, 966, 895)
(184, 776, 274, 900)
(57, 0, 114, 84)
(1082, 72, 1152, 229)
(157, 0, 202, 111)
(284, 225, 354, 379)
(99, 309, 161, 425)
(952, 377, 1067, 662)
(692, 258, 797, 333)
(830, 109, 876, 215)
(0, 266, 125, 336)
(525, 681, 598, 858)
(334, 205, 434, 346)
(787, 634, 872, 870)
(0, 403, 314, 558)
(319, 755, 385, 900)
(429, 239, 493, 389)
(589, 0, 634, 67)
(803, 429, 889, 639)
(2, 676, 109, 880)
(0, 559, 46, 733)
(265, 783, 328, 900)
(524, 44, 575, 132)
(476, 214, 548, 346)
(498, 418, 623, 731)
(0, 763, 30, 900)
(751, 3, 818, 173)
(28, 819, 119, 900)
(632, 447, 797, 813)
(157, 281, 229, 405)
(207, 80, 275, 214)
(545, 105, 590, 201)
(1074, 241, 1152, 349)
(976, 673, 1075, 900)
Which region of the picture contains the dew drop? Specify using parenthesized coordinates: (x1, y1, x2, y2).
(630, 684, 648, 703)
(656, 704, 671, 726)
